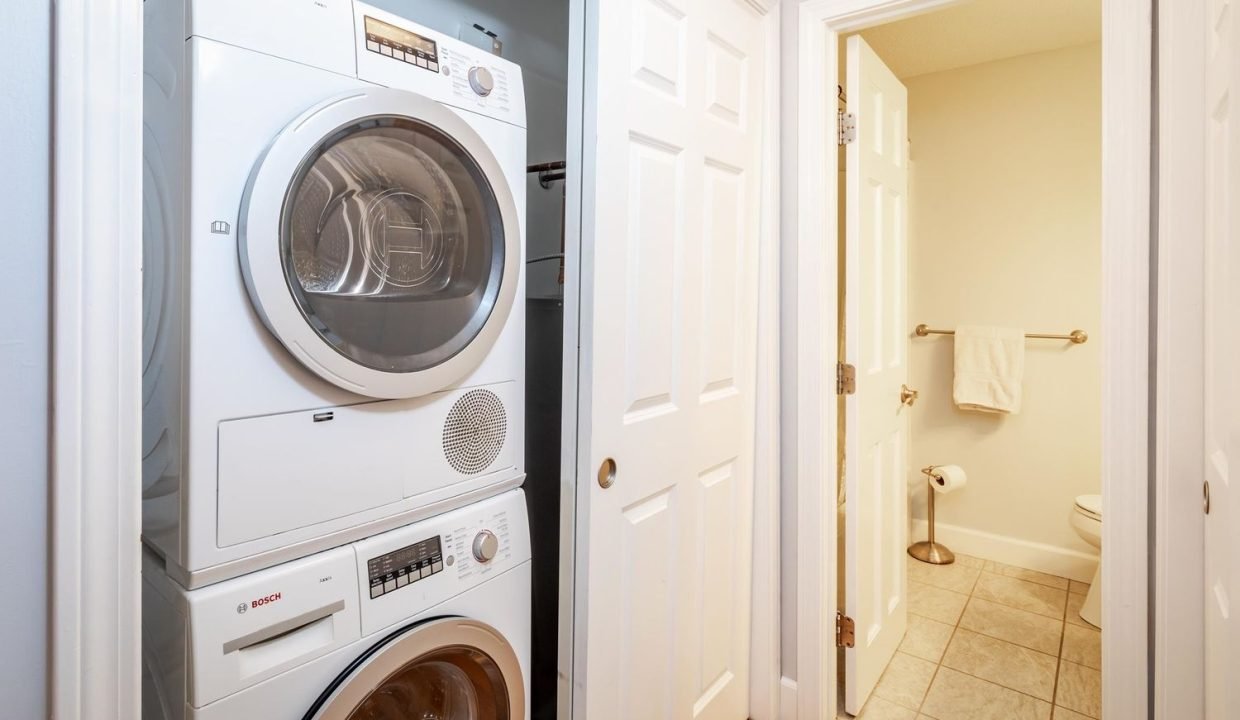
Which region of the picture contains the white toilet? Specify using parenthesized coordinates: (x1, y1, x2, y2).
(1069, 494, 1103, 628)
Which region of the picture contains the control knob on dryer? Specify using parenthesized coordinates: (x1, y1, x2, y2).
(472, 530, 499, 563)
(468, 66, 495, 96)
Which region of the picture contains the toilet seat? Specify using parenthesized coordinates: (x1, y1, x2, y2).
(1074, 494, 1102, 521)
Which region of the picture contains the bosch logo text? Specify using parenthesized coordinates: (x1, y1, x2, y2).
(249, 593, 282, 609)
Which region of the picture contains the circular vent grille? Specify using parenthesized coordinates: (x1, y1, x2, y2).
(442, 389, 508, 475)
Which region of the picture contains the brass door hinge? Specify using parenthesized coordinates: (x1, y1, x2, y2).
(837, 362, 856, 395)
(836, 612, 856, 648)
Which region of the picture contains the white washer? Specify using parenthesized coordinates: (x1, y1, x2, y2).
(143, 490, 530, 720)
(142, 0, 526, 588)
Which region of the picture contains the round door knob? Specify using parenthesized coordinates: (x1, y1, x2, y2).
(901, 384, 920, 406)
(472, 530, 499, 563)
(598, 458, 617, 489)
(468, 66, 495, 96)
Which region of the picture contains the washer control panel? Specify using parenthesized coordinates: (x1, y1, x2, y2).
(365, 535, 445, 599)
(446, 506, 514, 581)
(351, 489, 529, 636)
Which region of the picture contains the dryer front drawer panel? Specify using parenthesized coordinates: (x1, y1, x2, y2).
(216, 381, 518, 547)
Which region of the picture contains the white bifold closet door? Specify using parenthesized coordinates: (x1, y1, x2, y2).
(842, 35, 910, 716)
(1202, 0, 1240, 716)
(571, 0, 770, 718)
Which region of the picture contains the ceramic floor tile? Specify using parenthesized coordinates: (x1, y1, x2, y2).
(909, 560, 982, 594)
(1055, 660, 1102, 718)
(1060, 624, 1101, 670)
(974, 572, 1068, 619)
(898, 614, 956, 662)
(940, 628, 1058, 701)
(864, 552, 1100, 720)
(959, 596, 1063, 656)
(854, 695, 918, 720)
(908, 580, 970, 625)
(920, 667, 1052, 720)
(1065, 592, 1096, 628)
(872, 652, 938, 710)
(983, 561, 1071, 590)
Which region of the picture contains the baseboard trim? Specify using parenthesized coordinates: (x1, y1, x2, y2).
(910, 519, 1099, 583)
(779, 677, 797, 720)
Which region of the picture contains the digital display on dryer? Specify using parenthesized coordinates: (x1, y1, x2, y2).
(367, 536, 445, 599)
(364, 16, 440, 72)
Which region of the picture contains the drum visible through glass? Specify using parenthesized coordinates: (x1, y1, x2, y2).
(346, 647, 510, 720)
(282, 116, 505, 373)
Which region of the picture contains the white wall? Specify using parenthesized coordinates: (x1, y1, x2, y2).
(371, 0, 569, 299)
(0, 2, 49, 718)
(906, 43, 1102, 574)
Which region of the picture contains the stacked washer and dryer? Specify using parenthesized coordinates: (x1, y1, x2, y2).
(141, 1, 530, 718)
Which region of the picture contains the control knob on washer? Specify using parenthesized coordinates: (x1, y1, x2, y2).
(472, 530, 499, 563)
(468, 66, 495, 96)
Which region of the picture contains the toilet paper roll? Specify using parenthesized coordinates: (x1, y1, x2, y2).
(929, 465, 968, 494)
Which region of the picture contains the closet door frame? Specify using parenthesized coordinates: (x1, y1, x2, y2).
(50, 0, 144, 718)
(786, 0, 1155, 718)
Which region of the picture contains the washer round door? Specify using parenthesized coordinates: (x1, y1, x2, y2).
(304, 618, 525, 720)
(240, 87, 521, 399)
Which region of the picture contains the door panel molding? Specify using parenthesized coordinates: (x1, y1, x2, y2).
(567, 0, 774, 717)
(842, 34, 910, 715)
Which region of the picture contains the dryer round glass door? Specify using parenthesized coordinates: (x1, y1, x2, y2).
(304, 618, 525, 720)
(241, 88, 521, 399)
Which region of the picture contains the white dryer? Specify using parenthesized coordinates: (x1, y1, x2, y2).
(143, 0, 526, 587)
(143, 490, 530, 720)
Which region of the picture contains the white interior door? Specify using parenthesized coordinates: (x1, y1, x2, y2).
(1202, 0, 1239, 715)
(842, 34, 910, 716)
(573, 0, 769, 718)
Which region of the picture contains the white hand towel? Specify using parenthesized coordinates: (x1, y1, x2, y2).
(953, 325, 1025, 414)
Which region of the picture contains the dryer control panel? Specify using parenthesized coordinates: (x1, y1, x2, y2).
(362, 15, 441, 74)
(352, 489, 530, 636)
(353, 2, 525, 128)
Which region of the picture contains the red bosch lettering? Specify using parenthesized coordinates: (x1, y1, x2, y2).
(250, 592, 282, 609)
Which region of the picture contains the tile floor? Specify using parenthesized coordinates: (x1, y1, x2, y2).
(844, 555, 1101, 720)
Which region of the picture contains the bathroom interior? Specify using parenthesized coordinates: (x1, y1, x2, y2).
(836, 0, 1104, 718)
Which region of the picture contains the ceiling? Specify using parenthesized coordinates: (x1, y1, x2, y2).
(854, 0, 1101, 79)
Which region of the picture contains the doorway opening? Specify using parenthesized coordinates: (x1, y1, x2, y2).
(833, 1, 1104, 717)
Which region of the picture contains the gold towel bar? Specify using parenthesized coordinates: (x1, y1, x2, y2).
(914, 324, 1089, 345)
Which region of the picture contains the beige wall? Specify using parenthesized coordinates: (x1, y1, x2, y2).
(906, 42, 1102, 557)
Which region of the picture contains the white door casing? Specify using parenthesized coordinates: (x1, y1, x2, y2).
(788, 2, 1153, 718)
(573, 0, 770, 718)
(1202, 0, 1239, 715)
(843, 34, 910, 716)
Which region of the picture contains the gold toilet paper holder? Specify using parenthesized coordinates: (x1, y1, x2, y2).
(909, 465, 956, 565)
